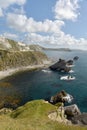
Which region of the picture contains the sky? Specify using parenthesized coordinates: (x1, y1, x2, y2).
(0, 0, 87, 50)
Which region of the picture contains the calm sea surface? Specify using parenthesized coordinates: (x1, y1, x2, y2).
(0, 50, 87, 112)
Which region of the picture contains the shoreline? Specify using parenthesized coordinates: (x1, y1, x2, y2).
(0, 61, 52, 80)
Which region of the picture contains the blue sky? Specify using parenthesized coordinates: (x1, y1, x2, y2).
(0, 0, 87, 49)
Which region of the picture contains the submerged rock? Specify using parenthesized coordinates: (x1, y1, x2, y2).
(50, 90, 73, 104)
(73, 56, 79, 61)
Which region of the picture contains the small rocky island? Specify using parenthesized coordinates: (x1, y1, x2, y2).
(50, 90, 73, 104)
(49, 57, 79, 72)
(49, 58, 73, 72)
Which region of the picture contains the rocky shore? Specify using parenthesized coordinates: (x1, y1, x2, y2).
(0, 61, 51, 80)
(49, 90, 87, 126)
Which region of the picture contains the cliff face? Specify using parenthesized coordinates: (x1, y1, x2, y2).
(0, 37, 49, 71)
(0, 37, 30, 51)
(0, 50, 48, 70)
(29, 44, 43, 51)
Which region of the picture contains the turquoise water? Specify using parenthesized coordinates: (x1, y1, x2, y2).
(0, 50, 87, 112)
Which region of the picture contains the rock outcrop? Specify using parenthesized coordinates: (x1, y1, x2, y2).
(49, 59, 71, 72)
(66, 60, 73, 65)
(50, 90, 73, 104)
(64, 104, 87, 126)
(73, 56, 79, 61)
(0, 108, 12, 115)
(64, 104, 81, 117)
(48, 104, 71, 125)
(71, 113, 87, 125)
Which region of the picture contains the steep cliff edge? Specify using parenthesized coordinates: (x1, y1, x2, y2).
(0, 100, 86, 130)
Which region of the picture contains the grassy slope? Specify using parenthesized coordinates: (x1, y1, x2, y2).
(29, 44, 43, 51)
(0, 50, 48, 70)
(7, 39, 20, 51)
(0, 100, 87, 130)
(0, 38, 49, 71)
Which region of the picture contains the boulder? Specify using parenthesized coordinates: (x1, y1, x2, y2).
(64, 104, 81, 117)
(50, 90, 73, 104)
(71, 113, 87, 125)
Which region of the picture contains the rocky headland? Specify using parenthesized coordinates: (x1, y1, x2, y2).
(49, 90, 87, 126)
(0, 36, 51, 79)
(49, 57, 79, 72)
(50, 90, 73, 104)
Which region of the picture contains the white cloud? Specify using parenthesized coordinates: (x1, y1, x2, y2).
(7, 13, 64, 33)
(0, 0, 26, 17)
(54, 0, 80, 21)
(0, 0, 26, 8)
(24, 32, 87, 50)
(3, 0, 87, 50)
(3, 32, 18, 39)
(0, 8, 3, 17)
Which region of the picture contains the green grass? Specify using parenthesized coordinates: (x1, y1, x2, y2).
(0, 100, 86, 130)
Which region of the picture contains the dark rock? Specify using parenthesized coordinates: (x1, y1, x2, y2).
(49, 58, 71, 72)
(64, 104, 81, 117)
(50, 90, 72, 104)
(49, 59, 66, 71)
(73, 56, 79, 61)
(71, 113, 87, 125)
(66, 60, 73, 65)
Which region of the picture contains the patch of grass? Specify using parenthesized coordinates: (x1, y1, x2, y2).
(0, 100, 86, 129)
(8, 100, 87, 130)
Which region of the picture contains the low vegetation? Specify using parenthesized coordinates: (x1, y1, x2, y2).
(0, 100, 87, 130)
(0, 49, 48, 70)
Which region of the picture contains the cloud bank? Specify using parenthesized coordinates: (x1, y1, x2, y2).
(1, 0, 87, 50)
(7, 13, 64, 33)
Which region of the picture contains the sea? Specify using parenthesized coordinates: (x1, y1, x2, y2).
(0, 50, 87, 112)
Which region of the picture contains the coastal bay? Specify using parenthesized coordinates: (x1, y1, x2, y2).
(0, 49, 87, 129)
(0, 50, 87, 112)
